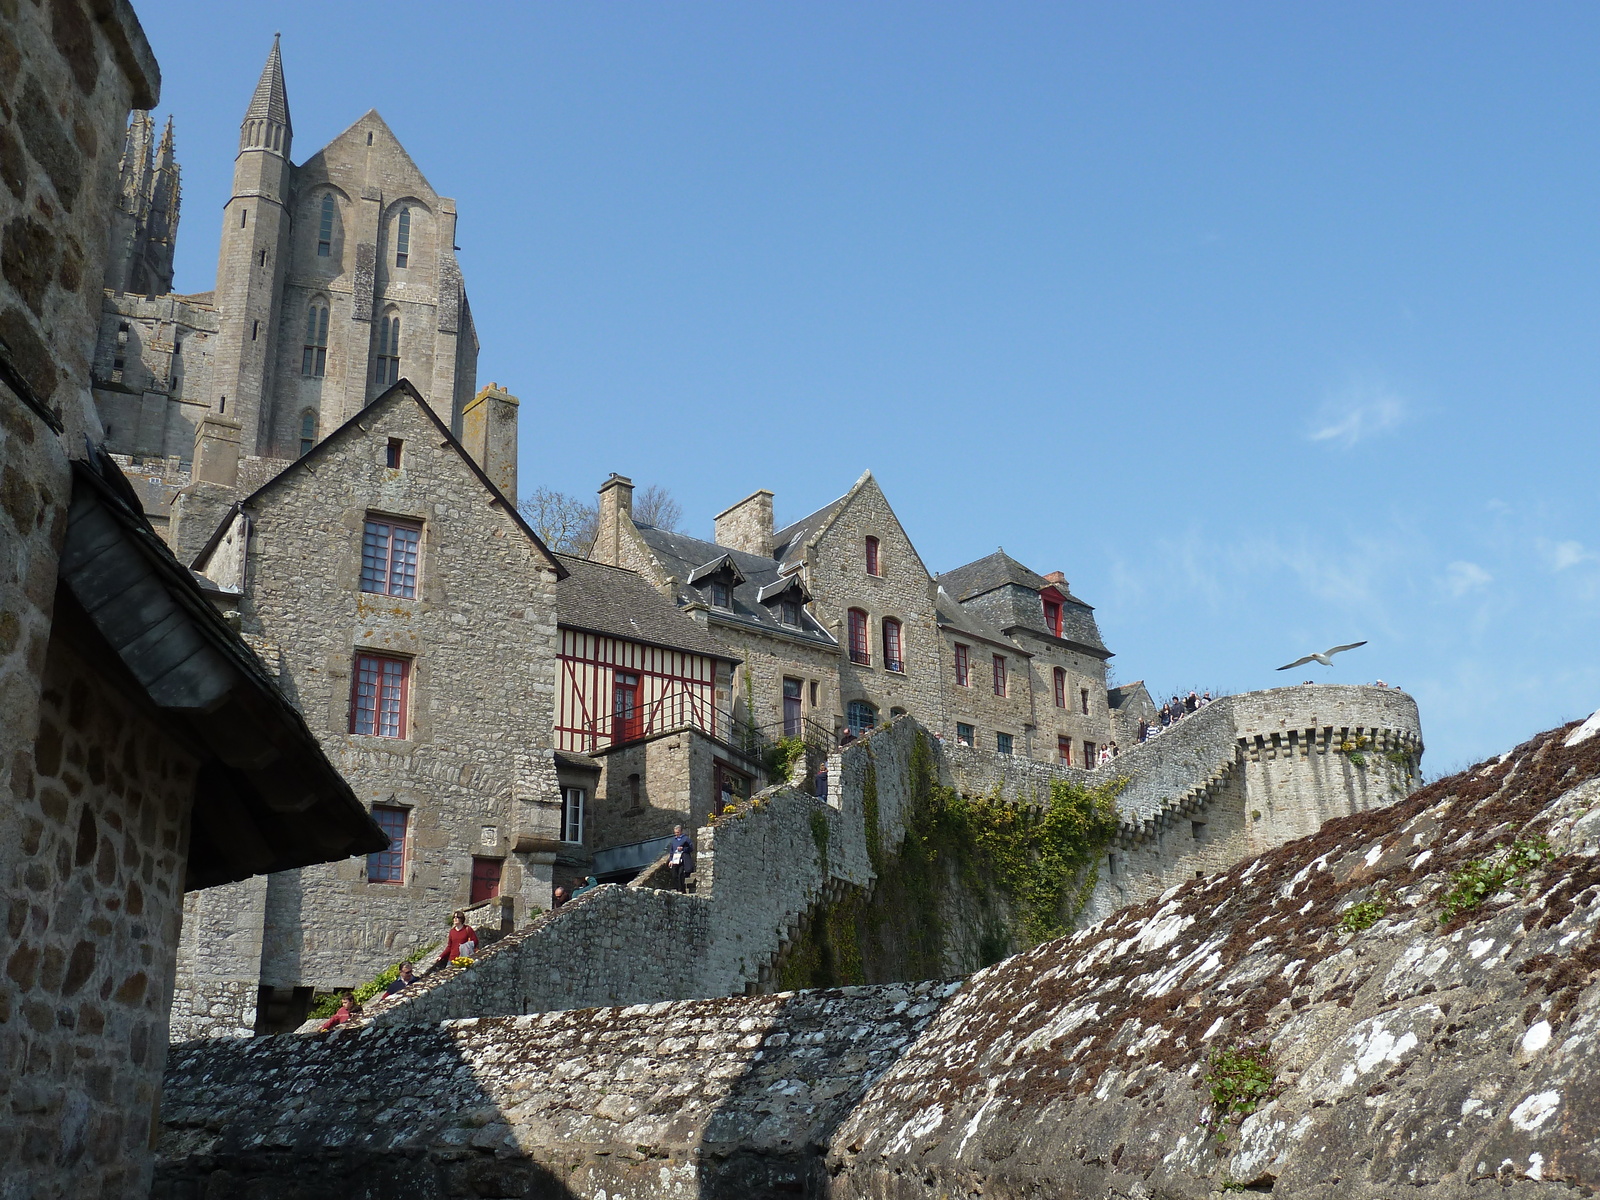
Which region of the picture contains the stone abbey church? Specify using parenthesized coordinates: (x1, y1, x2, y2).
(96, 41, 1161, 1037)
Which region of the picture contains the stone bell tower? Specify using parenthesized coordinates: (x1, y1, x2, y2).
(210, 35, 293, 458)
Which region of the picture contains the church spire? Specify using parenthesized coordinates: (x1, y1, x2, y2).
(239, 34, 291, 157)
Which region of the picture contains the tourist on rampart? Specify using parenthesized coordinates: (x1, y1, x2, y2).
(552, 886, 568, 908)
(383, 962, 415, 997)
(318, 992, 360, 1031)
(1159, 703, 1171, 728)
(572, 875, 601, 897)
(669, 824, 694, 893)
(1186, 692, 1199, 713)
(431, 910, 478, 972)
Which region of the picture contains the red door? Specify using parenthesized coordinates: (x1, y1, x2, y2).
(613, 672, 641, 743)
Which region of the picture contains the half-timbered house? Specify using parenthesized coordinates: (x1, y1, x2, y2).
(551, 554, 752, 887)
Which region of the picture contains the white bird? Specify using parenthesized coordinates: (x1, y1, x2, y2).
(1276, 641, 1367, 671)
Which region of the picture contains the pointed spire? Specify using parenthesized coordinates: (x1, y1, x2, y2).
(156, 115, 175, 165)
(244, 33, 291, 134)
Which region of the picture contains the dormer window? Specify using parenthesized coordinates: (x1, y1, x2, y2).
(710, 581, 731, 609)
(781, 599, 800, 626)
(1043, 598, 1063, 637)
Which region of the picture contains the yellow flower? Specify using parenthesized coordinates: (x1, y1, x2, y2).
(450, 956, 475, 968)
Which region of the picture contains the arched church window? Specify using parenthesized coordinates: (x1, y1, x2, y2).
(299, 410, 317, 457)
(301, 300, 329, 377)
(395, 208, 410, 269)
(373, 312, 400, 386)
(317, 194, 335, 257)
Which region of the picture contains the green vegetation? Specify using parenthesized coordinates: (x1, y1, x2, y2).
(1439, 835, 1554, 922)
(779, 731, 1121, 989)
(1340, 893, 1387, 932)
(308, 940, 439, 1019)
(766, 735, 808, 784)
(1203, 1043, 1278, 1145)
(1338, 733, 1371, 769)
(810, 808, 830, 864)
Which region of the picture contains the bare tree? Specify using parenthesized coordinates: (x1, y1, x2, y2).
(518, 488, 598, 555)
(633, 483, 683, 533)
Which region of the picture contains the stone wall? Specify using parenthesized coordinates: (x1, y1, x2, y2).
(156, 979, 960, 1199)
(824, 715, 1600, 1200)
(722, 621, 840, 741)
(156, 714, 1600, 1200)
(354, 686, 1421, 1027)
(8, 613, 198, 1195)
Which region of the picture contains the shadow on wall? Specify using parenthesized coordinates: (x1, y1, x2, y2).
(155, 981, 958, 1198)
(153, 1023, 581, 1199)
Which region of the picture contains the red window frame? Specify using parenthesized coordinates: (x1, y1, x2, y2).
(883, 618, 904, 673)
(865, 536, 880, 576)
(847, 608, 870, 666)
(1058, 736, 1072, 765)
(992, 654, 1007, 697)
(351, 653, 409, 738)
(954, 643, 969, 687)
(613, 671, 642, 743)
(1043, 599, 1062, 637)
(1053, 667, 1066, 709)
(367, 806, 408, 883)
(470, 856, 502, 905)
(361, 517, 421, 598)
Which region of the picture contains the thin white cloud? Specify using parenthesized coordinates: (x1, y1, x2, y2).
(1550, 540, 1593, 571)
(1444, 560, 1492, 597)
(1308, 380, 1407, 447)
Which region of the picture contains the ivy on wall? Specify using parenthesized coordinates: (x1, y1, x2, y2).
(779, 732, 1121, 990)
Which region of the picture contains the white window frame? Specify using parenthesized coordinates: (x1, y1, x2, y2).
(561, 786, 586, 844)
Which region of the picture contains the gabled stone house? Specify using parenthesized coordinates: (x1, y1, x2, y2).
(590, 470, 944, 743)
(180, 379, 565, 1033)
(937, 550, 1115, 765)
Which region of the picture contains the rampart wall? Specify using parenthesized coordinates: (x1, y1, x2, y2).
(348, 685, 1419, 1028)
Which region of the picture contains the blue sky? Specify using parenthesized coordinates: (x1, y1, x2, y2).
(137, 2, 1600, 772)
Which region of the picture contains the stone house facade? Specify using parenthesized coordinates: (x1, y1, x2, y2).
(590, 471, 946, 744)
(938, 551, 1115, 766)
(1, 5, 384, 1193)
(181, 380, 564, 1032)
(91, 37, 479, 539)
(586, 472, 1123, 769)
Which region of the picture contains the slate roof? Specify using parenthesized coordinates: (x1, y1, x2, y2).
(938, 549, 1109, 658)
(633, 526, 837, 648)
(934, 587, 1027, 655)
(554, 553, 739, 662)
(939, 549, 1086, 605)
(245, 35, 291, 131)
(1107, 682, 1151, 711)
(772, 496, 847, 566)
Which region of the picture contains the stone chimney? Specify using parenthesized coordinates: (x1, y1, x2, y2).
(461, 382, 519, 499)
(592, 473, 634, 566)
(713, 489, 774, 558)
(1043, 571, 1068, 590)
(192, 410, 241, 488)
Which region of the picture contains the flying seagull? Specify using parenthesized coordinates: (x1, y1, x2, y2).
(1276, 641, 1367, 671)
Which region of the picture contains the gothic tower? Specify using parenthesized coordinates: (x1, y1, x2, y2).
(211, 35, 293, 456)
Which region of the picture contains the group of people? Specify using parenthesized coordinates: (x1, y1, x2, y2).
(1136, 690, 1213, 744)
(317, 908, 480, 1031)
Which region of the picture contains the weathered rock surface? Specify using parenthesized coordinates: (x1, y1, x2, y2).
(826, 719, 1600, 1198)
(153, 718, 1599, 1198)
(154, 979, 959, 1198)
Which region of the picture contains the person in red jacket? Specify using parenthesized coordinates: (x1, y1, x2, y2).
(319, 992, 360, 1032)
(432, 910, 478, 971)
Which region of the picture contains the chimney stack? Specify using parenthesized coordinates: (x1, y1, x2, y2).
(461, 382, 519, 500)
(592, 473, 634, 566)
(192, 409, 242, 488)
(713, 489, 774, 558)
